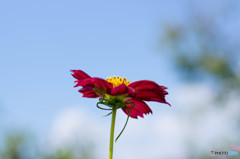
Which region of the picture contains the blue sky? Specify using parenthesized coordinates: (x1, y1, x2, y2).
(1, 1, 240, 158)
(0, 0, 184, 135)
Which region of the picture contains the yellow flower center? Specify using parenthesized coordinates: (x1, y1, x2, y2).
(106, 76, 130, 87)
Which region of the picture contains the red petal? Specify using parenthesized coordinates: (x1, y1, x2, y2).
(111, 83, 128, 96)
(134, 91, 170, 106)
(128, 80, 170, 106)
(71, 70, 113, 97)
(79, 86, 93, 92)
(76, 77, 113, 94)
(71, 70, 91, 80)
(122, 99, 152, 119)
(79, 90, 99, 98)
(77, 86, 98, 98)
(128, 80, 159, 88)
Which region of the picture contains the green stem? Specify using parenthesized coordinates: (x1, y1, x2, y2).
(109, 106, 117, 159)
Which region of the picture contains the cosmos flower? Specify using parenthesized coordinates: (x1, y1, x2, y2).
(71, 70, 170, 119)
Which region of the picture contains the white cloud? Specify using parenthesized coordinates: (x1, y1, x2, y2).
(48, 106, 109, 158)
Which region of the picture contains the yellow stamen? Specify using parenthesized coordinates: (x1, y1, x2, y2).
(106, 76, 130, 87)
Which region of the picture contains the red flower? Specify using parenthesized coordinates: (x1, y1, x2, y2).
(71, 70, 170, 119)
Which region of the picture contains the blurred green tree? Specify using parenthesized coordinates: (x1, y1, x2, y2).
(0, 131, 94, 159)
(0, 132, 31, 159)
(160, 0, 240, 100)
(159, 1, 240, 158)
